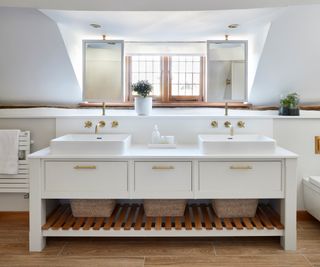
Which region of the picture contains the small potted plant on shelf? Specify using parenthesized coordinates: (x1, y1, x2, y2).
(132, 80, 153, 116)
(279, 92, 300, 116)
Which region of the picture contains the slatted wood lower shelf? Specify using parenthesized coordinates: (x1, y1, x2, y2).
(42, 204, 284, 237)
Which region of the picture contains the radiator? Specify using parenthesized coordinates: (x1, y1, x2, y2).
(0, 131, 31, 193)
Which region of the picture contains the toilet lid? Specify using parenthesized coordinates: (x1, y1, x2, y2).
(309, 176, 320, 188)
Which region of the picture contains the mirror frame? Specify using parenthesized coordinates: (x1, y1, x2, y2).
(206, 40, 248, 103)
(82, 39, 124, 102)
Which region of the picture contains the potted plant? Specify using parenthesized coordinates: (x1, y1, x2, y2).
(279, 93, 300, 116)
(287, 93, 300, 116)
(279, 96, 290, 116)
(132, 80, 153, 115)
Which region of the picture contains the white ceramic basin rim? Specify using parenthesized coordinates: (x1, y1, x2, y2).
(198, 134, 276, 154)
(50, 134, 131, 155)
(54, 134, 130, 142)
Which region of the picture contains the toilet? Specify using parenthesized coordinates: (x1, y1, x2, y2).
(303, 176, 320, 221)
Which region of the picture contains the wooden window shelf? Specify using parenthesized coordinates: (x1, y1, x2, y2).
(42, 203, 284, 237)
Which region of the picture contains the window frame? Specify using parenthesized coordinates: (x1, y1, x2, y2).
(125, 55, 206, 103)
(126, 55, 163, 102)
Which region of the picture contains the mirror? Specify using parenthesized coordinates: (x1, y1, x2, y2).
(83, 40, 124, 102)
(206, 41, 247, 102)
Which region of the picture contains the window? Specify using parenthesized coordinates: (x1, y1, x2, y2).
(130, 56, 161, 97)
(170, 56, 204, 101)
(126, 55, 205, 102)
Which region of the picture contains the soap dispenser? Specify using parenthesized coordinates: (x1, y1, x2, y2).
(152, 125, 161, 144)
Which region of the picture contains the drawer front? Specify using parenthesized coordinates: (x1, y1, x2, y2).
(198, 161, 283, 198)
(134, 161, 192, 198)
(44, 161, 128, 198)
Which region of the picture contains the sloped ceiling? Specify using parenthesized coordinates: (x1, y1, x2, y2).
(0, 0, 320, 11)
(41, 9, 279, 41)
(41, 8, 278, 95)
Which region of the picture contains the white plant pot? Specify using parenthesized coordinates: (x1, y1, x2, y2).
(135, 96, 152, 116)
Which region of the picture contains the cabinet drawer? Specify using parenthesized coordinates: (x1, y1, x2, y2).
(44, 161, 128, 198)
(198, 161, 283, 198)
(134, 162, 192, 198)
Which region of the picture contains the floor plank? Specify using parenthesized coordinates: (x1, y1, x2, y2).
(144, 255, 311, 267)
(0, 212, 319, 267)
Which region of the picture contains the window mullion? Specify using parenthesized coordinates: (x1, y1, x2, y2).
(200, 56, 205, 102)
(162, 56, 170, 102)
(125, 56, 132, 102)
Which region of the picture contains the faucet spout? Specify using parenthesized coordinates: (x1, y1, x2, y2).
(230, 125, 234, 137)
(94, 121, 106, 134)
(224, 121, 234, 136)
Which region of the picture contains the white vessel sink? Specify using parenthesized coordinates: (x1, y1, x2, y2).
(50, 134, 131, 155)
(198, 134, 276, 154)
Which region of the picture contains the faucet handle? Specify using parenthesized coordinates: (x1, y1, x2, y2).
(98, 121, 106, 128)
(211, 121, 218, 128)
(111, 120, 119, 128)
(237, 121, 245, 128)
(224, 121, 232, 128)
(84, 121, 93, 128)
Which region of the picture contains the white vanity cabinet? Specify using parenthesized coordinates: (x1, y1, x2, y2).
(43, 161, 129, 198)
(28, 146, 297, 253)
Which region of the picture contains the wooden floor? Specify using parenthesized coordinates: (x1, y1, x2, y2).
(0, 213, 320, 267)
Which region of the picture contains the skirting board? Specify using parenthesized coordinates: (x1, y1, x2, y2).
(297, 210, 317, 221)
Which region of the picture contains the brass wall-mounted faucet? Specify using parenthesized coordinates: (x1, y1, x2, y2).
(95, 121, 106, 134)
(224, 121, 234, 136)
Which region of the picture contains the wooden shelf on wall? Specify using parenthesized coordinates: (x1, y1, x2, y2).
(42, 203, 284, 237)
(2, 103, 320, 110)
(78, 102, 252, 109)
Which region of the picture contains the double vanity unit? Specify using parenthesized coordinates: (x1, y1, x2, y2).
(28, 132, 297, 252)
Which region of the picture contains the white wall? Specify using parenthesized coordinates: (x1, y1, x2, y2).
(0, 7, 81, 104)
(274, 119, 320, 210)
(250, 5, 320, 105)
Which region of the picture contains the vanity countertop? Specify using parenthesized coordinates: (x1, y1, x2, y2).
(28, 144, 297, 159)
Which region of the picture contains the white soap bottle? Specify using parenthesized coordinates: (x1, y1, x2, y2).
(152, 125, 161, 144)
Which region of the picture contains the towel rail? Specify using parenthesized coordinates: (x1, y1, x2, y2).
(0, 131, 31, 193)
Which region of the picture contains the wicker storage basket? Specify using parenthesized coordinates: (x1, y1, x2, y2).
(70, 199, 116, 217)
(144, 199, 187, 217)
(212, 199, 258, 218)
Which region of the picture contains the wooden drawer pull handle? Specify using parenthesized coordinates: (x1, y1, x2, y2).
(74, 165, 97, 170)
(152, 166, 175, 170)
(230, 165, 253, 170)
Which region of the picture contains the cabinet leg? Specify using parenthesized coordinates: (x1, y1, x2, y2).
(29, 199, 47, 252)
(29, 159, 46, 252)
(280, 198, 297, 251)
(280, 158, 297, 251)
(29, 235, 46, 252)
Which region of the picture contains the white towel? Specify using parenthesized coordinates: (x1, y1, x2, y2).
(0, 130, 20, 174)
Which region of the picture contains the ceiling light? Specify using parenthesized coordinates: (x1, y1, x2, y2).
(228, 24, 240, 29)
(90, 23, 102, 29)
